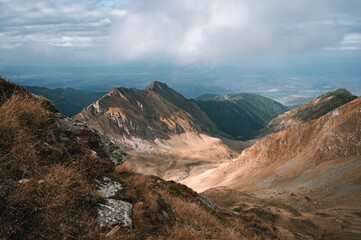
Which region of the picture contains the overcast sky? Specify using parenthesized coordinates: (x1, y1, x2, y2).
(1, 0, 360, 64)
(0, 0, 360, 97)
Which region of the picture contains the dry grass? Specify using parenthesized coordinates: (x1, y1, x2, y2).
(0, 80, 113, 239)
(113, 168, 278, 240)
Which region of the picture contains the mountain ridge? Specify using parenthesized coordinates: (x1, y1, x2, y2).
(258, 88, 358, 137)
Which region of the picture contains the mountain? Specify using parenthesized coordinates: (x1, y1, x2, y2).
(24, 86, 106, 117)
(184, 94, 361, 198)
(75, 84, 198, 151)
(74, 82, 237, 182)
(145, 81, 219, 134)
(0, 78, 278, 239)
(183, 94, 361, 238)
(195, 93, 289, 139)
(259, 88, 357, 137)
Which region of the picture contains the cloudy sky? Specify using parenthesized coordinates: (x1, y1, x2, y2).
(0, 0, 360, 97)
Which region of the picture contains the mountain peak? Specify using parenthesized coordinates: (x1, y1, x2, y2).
(317, 88, 354, 100)
(145, 81, 170, 91)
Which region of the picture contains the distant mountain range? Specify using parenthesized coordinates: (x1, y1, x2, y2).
(23, 86, 106, 117)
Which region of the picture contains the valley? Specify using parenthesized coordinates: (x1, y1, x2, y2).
(2, 78, 360, 239)
(75, 81, 360, 239)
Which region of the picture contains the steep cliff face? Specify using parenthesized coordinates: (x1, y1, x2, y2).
(184, 96, 361, 197)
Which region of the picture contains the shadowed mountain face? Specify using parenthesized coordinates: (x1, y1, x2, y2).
(195, 93, 289, 139)
(259, 88, 358, 137)
(24, 86, 106, 117)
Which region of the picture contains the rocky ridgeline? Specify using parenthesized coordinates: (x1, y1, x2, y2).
(74, 82, 209, 153)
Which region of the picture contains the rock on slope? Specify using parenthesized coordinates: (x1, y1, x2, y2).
(0, 78, 278, 239)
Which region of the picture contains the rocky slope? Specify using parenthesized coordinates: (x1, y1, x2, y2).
(0, 78, 278, 239)
(195, 93, 289, 139)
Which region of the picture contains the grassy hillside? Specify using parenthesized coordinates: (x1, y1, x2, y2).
(24, 86, 106, 117)
(195, 93, 289, 139)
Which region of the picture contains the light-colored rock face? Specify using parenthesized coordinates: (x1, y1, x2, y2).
(98, 199, 133, 228)
(96, 179, 123, 198)
(96, 177, 133, 228)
